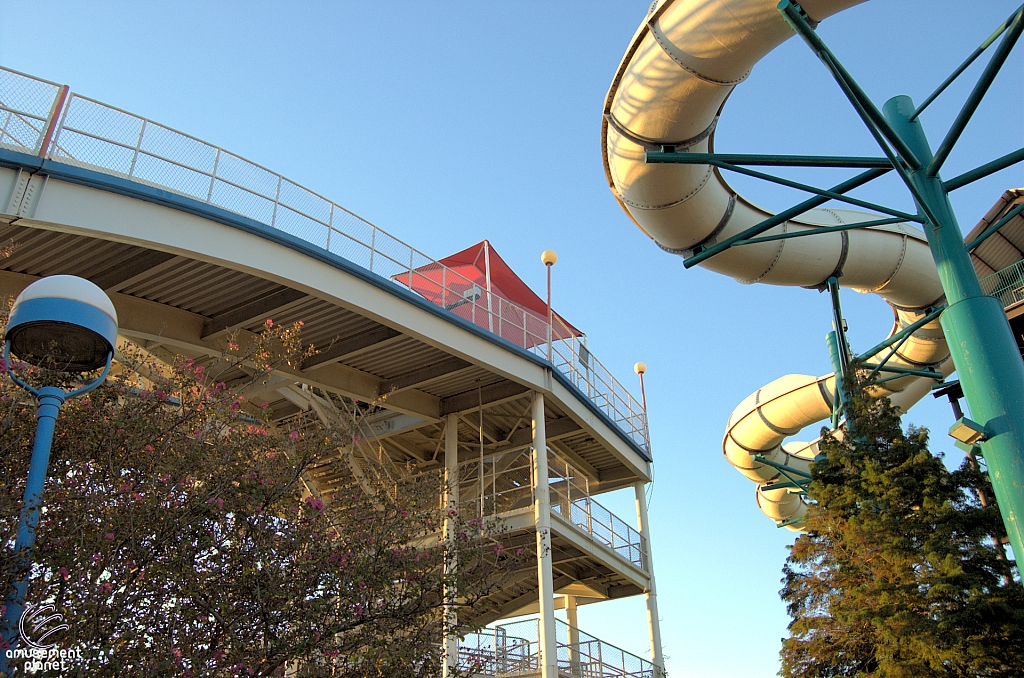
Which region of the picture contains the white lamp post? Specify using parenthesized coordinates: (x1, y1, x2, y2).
(541, 250, 557, 362)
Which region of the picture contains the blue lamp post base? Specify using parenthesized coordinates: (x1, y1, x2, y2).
(0, 387, 65, 652)
(0, 351, 111, 673)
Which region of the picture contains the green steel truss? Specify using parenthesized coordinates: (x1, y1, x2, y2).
(645, 2, 1024, 564)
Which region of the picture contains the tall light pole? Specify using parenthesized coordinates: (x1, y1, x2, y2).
(541, 250, 557, 362)
(1, 276, 117, 665)
(634, 362, 648, 412)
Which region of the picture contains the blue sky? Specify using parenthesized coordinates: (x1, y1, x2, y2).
(3, 2, 1022, 676)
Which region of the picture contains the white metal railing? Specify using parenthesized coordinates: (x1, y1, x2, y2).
(980, 258, 1024, 310)
(457, 447, 646, 571)
(0, 66, 650, 454)
(460, 619, 655, 678)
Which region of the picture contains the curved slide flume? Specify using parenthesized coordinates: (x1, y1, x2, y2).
(603, 0, 952, 529)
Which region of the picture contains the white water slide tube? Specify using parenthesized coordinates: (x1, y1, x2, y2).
(602, 0, 954, 530)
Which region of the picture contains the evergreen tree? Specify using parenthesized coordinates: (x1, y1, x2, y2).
(780, 374, 1024, 677)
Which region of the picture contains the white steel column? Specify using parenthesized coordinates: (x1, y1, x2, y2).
(443, 414, 460, 678)
(634, 481, 665, 676)
(564, 595, 581, 677)
(532, 392, 557, 678)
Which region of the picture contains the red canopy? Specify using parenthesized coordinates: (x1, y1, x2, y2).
(394, 241, 582, 349)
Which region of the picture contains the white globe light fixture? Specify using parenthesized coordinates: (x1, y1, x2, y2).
(6, 275, 117, 371)
(1, 276, 117, 661)
(634, 361, 649, 415)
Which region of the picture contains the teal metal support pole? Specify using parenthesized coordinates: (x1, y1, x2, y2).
(943, 147, 1024, 192)
(909, 5, 1022, 121)
(885, 95, 1024, 572)
(687, 159, 921, 222)
(735, 217, 905, 247)
(683, 167, 891, 268)
(826, 331, 845, 430)
(967, 201, 1024, 252)
(927, 6, 1024, 177)
(827, 277, 850, 371)
(645, 151, 891, 168)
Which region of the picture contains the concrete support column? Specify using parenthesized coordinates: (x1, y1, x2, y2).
(634, 481, 665, 677)
(532, 391, 558, 678)
(442, 414, 460, 678)
(565, 595, 581, 677)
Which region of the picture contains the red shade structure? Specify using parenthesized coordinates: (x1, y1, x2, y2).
(393, 240, 582, 350)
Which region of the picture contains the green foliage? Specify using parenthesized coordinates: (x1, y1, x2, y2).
(0, 313, 517, 677)
(780, 374, 1024, 677)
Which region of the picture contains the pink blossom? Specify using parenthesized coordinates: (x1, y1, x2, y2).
(493, 544, 505, 556)
(289, 431, 300, 440)
(58, 567, 69, 581)
(104, 533, 115, 540)
(99, 582, 112, 594)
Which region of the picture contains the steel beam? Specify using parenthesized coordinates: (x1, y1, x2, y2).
(943, 147, 1024, 192)
(927, 6, 1024, 176)
(967, 200, 1024, 252)
(440, 381, 530, 416)
(645, 151, 890, 168)
(910, 6, 1022, 121)
(693, 159, 920, 222)
(89, 249, 177, 291)
(735, 217, 905, 247)
(378, 356, 472, 395)
(302, 326, 402, 369)
(683, 167, 889, 268)
(201, 287, 307, 339)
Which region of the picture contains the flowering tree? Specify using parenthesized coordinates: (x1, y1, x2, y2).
(0, 312, 518, 677)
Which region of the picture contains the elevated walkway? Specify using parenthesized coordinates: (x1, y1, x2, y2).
(0, 66, 664, 675)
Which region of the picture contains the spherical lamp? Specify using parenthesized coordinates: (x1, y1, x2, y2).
(6, 275, 117, 371)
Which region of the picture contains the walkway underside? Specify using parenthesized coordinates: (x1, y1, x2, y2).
(0, 214, 647, 491)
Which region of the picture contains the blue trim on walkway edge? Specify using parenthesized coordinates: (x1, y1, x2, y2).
(0, 148, 652, 462)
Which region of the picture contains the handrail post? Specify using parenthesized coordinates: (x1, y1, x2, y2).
(128, 119, 147, 179)
(37, 84, 69, 158)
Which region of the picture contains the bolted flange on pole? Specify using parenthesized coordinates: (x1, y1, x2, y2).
(884, 94, 1024, 574)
